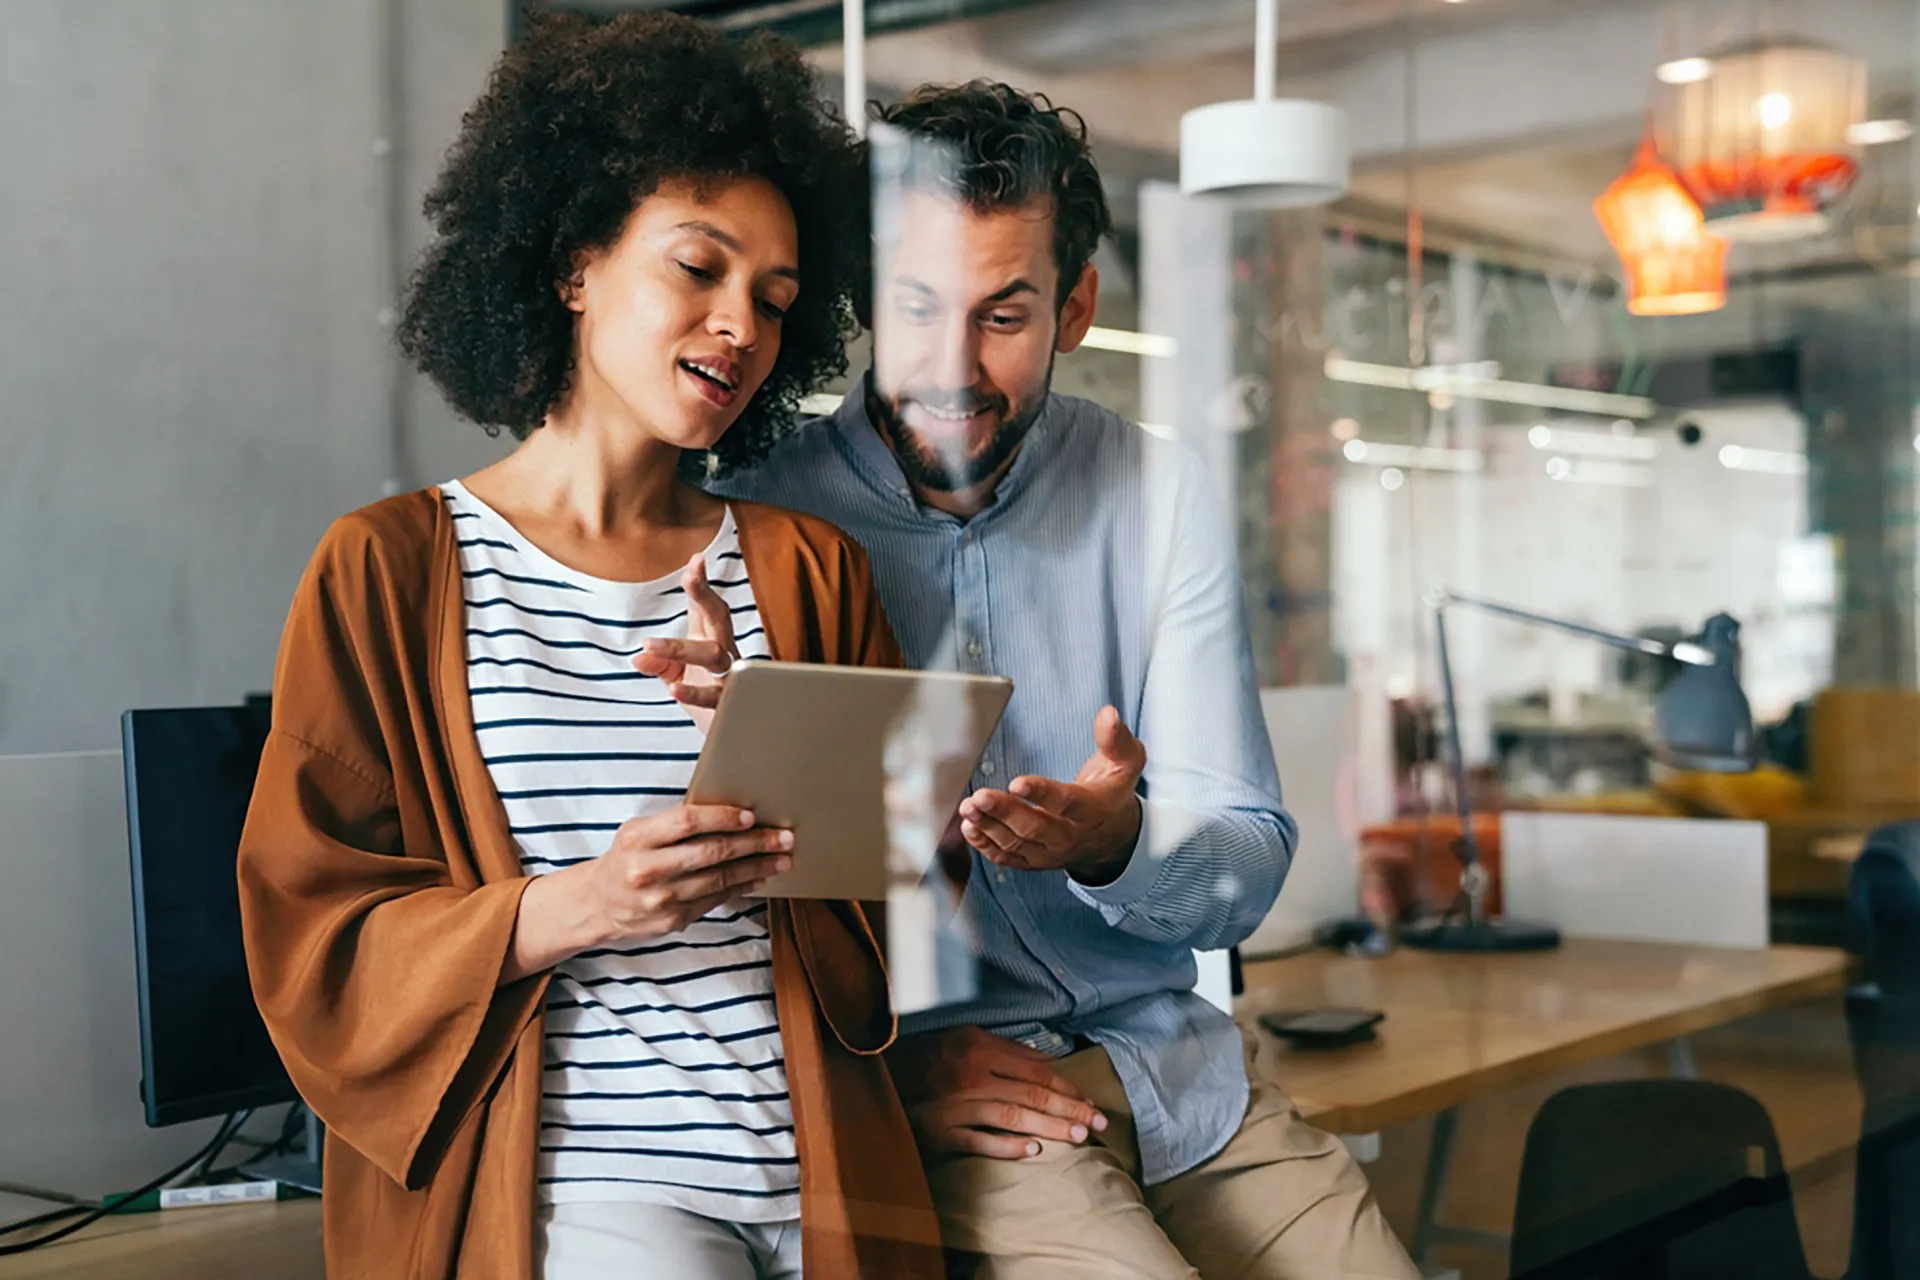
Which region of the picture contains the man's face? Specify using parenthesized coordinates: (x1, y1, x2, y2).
(869, 191, 1097, 494)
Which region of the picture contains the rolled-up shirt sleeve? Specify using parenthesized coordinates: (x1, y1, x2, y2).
(1067, 448, 1295, 950)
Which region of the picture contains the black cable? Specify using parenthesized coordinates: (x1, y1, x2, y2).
(0, 1111, 244, 1257)
(192, 1108, 254, 1184)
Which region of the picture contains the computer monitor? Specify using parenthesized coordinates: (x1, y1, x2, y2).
(122, 702, 297, 1127)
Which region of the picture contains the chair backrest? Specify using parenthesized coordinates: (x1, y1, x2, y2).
(1846, 820, 1920, 1280)
(1849, 819, 1920, 1000)
(1509, 1079, 1809, 1280)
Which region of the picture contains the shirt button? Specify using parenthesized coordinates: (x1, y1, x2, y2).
(995, 871, 1008, 884)
(981, 761, 997, 778)
(966, 638, 983, 658)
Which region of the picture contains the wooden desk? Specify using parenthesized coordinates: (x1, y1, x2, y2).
(0, 1197, 322, 1278)
(1237, 938, 1848, 1134)
(3, 943, 1848, 1276)
(1237, 938, 1850, 1267)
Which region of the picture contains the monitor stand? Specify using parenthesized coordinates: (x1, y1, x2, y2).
(245, 1103, 323, 1194)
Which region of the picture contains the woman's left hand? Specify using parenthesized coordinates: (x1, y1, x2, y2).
(633, 553, 739, 734)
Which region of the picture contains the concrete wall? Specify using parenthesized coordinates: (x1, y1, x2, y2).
(0, 0, 508, 758)
(0, 0, 509, 1203)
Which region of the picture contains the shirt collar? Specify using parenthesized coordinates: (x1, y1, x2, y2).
(831, 370, 1059, 525)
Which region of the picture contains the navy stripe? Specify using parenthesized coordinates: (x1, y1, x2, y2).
(575, 936, 766, 961)
(541, 1023, 779, 1048)
(568, 959, 770, 989)
(734, 625, 767, 642)
(537, 1144, 796, 1167)
(475, 716, 687, 732)
(548, 991, 771, 1019)
(458, 536, 518, 552)
(470, 685, 678, 708)
(466, 596, 689, 630)
(449, 509, 481, 521)
(537, 1175, 795, 1197)
(543, 1055, 784, 1074)
(541, 1119, 792, 1137)
(510, 822, 622, 838)
(489, 750, 700, 766)
(495, 784, 684, 801)
(707, 904, 768, 924)
(466, 626, 635, 656)
(660, 578, 751, 596)
(467, 655, 650, 683)
(463, 567, 585, 593)
(544, 1087, 788, 1104)
(716, 550, 744, 562)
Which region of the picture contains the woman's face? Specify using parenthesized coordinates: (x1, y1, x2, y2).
(565, 176, 800, 452)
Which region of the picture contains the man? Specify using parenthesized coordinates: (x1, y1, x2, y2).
(713, 81, 1417, 1279)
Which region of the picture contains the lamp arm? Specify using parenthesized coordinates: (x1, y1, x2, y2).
(1434, 604, 1480, 873)
(1431, 590, 1716, 665)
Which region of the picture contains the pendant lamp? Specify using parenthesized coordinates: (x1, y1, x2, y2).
(1179, 0, 1349, 205)
(1593, 136, 1730, 317)
(1653, 36, 1866, 243)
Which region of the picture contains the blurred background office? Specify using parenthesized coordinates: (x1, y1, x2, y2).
(3, 1, 1919, 1278)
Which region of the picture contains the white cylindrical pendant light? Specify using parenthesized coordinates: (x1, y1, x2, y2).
(1179, 0, 1350, 205)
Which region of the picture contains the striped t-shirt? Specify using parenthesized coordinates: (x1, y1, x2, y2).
(441, 481, 795, 1222)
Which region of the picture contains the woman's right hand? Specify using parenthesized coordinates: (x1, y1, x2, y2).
(579, 803, 792, 942)
(504, 803, 792, 982)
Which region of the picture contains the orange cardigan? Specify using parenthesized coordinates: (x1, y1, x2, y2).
(238, 489, 942, 1278)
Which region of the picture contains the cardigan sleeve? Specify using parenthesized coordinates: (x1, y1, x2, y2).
(842, 536, 905, 672)
(237, 516, 545, 1191)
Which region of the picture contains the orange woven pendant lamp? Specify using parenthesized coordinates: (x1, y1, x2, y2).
(1593, 136, 1729, 317)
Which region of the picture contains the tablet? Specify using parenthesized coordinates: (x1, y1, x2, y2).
(686, 661, 1014, 899)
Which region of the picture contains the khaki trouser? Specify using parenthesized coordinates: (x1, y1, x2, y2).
(927, 1029, 1420, 1280)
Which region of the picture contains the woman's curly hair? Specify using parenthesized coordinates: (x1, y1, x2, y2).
(399, 11, 865, 471)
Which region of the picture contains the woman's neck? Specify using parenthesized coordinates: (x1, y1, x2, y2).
(478, 394, 706, 539)
(457, 390, 727, 586)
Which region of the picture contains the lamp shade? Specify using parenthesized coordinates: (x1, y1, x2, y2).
(1653, 614, 1759, 772)
(1593, 138, 1730, 317)
(1179, 99, 1350, 205)
(1653, 36, 1866, 243)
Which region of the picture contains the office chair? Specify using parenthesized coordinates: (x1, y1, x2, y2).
(1509, 1079, 1811, 1280)
(1845, 819, 1920, 1280)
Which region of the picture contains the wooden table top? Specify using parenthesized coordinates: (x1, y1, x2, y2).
(1237, 938, 1850, 1134)
(0, 1197, 322, 1279)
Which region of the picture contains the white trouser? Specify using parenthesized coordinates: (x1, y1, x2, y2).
(536, 1201, 803, 1280)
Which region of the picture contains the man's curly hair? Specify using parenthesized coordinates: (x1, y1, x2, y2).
(872, 81, 1112, 311)
(399, 11, 865, 471)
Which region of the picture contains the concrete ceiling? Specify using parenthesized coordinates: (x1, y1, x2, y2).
(809, 0, 1917, 278)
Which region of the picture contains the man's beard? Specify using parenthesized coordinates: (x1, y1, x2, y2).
(867, 361, 1053, 494)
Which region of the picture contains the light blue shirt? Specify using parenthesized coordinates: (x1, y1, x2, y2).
(709, 383, 1295, 1183)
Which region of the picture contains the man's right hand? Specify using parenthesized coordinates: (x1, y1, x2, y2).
(886, 1026, 1108, 1159)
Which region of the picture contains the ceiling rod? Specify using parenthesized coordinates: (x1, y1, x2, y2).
(843, 0, 866, 138)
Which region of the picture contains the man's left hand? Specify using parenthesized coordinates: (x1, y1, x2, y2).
(959, 706, 1145, 886)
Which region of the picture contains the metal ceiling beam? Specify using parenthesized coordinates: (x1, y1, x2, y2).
(524, 0, 1051, 47)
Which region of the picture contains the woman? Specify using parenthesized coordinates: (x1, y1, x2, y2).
(237, 14, 940, 1279)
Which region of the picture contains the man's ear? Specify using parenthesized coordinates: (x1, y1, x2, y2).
(1054, 264, 1100, 354)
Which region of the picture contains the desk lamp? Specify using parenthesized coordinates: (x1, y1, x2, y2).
(1402, 589, 1759, 953)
